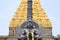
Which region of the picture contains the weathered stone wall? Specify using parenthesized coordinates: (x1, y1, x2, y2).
(0, 36, 7, 40)
(43, 27, 52, 36)
(0, 27, 60, 40)
(42, 27, 54, 40)
(7, 27, 55, 40)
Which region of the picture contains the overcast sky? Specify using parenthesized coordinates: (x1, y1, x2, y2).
(0, 0, 60, 36)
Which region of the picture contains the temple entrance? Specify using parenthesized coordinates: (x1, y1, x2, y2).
(16, 21, 43, 40)
(28, 32, 32, 40)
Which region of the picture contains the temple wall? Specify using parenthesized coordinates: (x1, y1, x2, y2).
(0, 27, 56, 40)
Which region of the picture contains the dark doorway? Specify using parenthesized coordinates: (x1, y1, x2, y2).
(38, 38, 42, 40)
(18, 38, 21, 40)
(29, 33, 32, 40)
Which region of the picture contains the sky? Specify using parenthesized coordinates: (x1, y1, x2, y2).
(0, 0, 60, 36)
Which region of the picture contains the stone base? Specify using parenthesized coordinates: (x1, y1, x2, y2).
(0, 27, 58, 40)
(0, 36, 58, 40)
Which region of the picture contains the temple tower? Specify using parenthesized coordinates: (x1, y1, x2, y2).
(8, 0, 54, 40)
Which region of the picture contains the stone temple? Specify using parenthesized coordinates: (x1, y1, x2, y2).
(0, 0, 60, 40)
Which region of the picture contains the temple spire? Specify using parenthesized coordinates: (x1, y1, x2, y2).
(9, 0, 52, 28)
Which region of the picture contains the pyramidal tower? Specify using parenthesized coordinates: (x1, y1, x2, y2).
(9, 0, 52, 28)
(9, 0, 54, 40)
(0, 0, 55, 40)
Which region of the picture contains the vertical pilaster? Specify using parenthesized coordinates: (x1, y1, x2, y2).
(27, 0, 32, 20)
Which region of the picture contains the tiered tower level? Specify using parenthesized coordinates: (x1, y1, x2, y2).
(9, 0, 52, 28)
